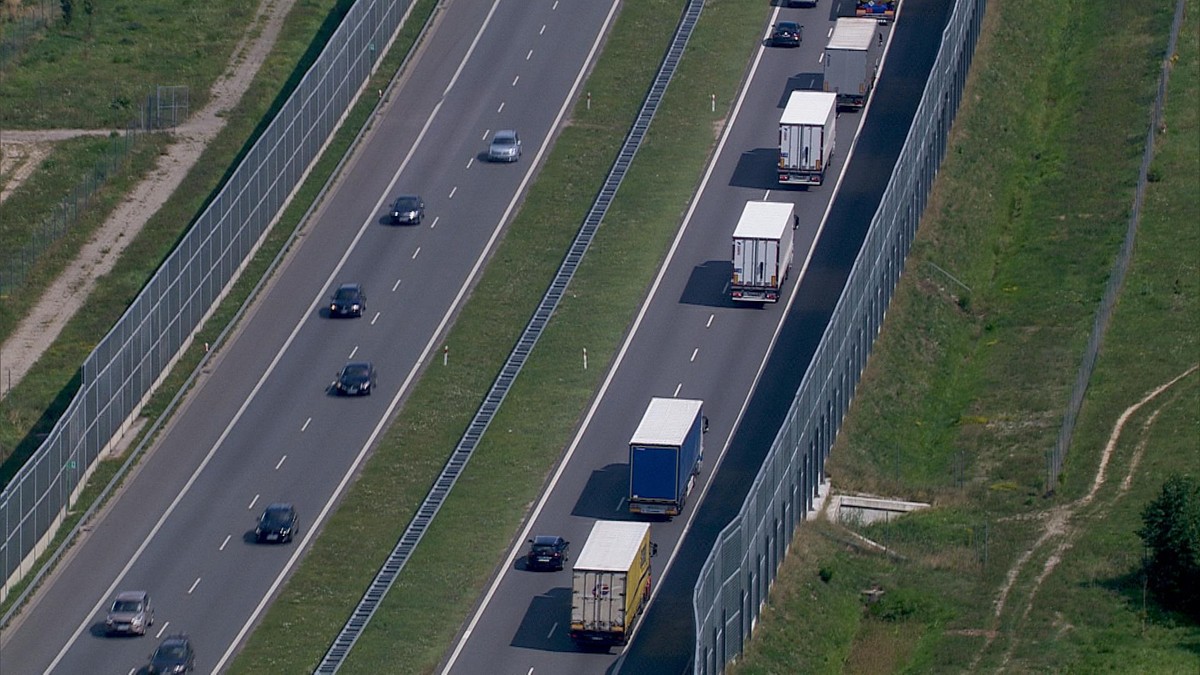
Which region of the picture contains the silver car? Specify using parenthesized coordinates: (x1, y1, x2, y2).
(487, 129, 522, 162)
(105, 590, 153, 636)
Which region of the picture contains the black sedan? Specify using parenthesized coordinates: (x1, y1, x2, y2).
(255, 503, 298, 544)
(389, 194, 425, 225)
(328, 283, 366, 318)
(147, 634, 195, 673)
(769, 21, 803, 48)
(525, 535, 570, 571)
(332, 361, 376, 396)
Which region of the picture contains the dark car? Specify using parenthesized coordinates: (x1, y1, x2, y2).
(328, 283, 366, 318)
(255, 503, 298, 544)
(332, 361, 376, 396)
(525, 535, 570, 571)
(769, 21, 803, 48)
(105, 590, 153, 636)
(147, 634, 195, 674)
(389, 194, 425, 225)
(487, 129, 522, 162)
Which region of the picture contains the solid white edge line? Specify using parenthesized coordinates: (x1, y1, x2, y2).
(443, 2, 786, 669)
(446, 0, 895, 663)
(220, 0, 626, 670)
(438, 0, 625, 671)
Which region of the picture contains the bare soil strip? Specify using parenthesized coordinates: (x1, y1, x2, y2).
(0, 0, 295, 400)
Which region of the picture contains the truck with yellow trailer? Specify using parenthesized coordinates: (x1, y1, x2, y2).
(569, 521, 657, 649)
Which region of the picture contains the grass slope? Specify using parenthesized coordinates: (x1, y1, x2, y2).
(732, 0, 1198, 672)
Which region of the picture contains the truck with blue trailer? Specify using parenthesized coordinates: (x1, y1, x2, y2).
(627, 398, 704, 517)
(856, 0, 897, 23)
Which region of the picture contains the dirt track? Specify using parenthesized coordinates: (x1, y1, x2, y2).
(0, 0, 295, 400)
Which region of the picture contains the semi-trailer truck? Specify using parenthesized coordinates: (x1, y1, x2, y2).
(856, 0, 897, 23)
(731, 201, 795, 303)
(570, 521, 656, 648)
(823, 17, 880, 110)
(628, 398, 705, 516)
(778, 90, 838, 186)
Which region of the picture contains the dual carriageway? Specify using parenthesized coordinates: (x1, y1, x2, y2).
(1, 0, 954, 672)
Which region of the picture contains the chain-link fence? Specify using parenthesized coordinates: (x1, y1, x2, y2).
(0, 0, 57, 73)
(0, 0, 414, 599)
(147, 85, 190, 130)
(1045, 0, 1188, 493)
(0, 117, 151, 297)
(691, 0, 987, 670)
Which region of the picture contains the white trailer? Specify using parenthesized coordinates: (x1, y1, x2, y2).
(730, 201, 795, 303)
(823, 17, 880, 110)
(778, 90, 838, 186)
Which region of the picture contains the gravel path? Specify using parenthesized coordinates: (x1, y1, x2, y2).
(0, 0, 295, 400)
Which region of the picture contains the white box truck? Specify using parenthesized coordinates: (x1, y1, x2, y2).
(823, 17, 880, 110)
(778, 90, 838, 186)
(570, 521, 655, 649)
(731, 201, 795, 303)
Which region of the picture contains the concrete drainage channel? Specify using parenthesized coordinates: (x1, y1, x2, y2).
(313, 1, 706, 672)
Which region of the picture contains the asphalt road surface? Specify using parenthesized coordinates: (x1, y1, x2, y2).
(439, 0, 954, 673)
(0, 0, 623, 673)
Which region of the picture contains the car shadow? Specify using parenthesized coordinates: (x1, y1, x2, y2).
(508, 587, 576, 652)
(570, 464, 637, 520)
(679, 260, 741, 309)
(88, 622, 129, 639)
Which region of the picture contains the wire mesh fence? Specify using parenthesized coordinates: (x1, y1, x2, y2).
(0, 118, 150, 297)
(0, 0, 415, 600)
(691, 0, 987, 671)
(0, 0, 58, 73)
(1045, 0, 1188, 493)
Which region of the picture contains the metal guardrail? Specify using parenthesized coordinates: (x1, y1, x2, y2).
(313, 1, 707, 671)
(0, 0, 415, 604)
(691, 0, 987, 671)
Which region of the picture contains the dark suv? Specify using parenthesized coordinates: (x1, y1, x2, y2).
(147, 634, 195, 673)
(255, 503, 298, 544)
(329, 283, 366, 318)
(525, 535, 569, 571)
(389, 194, 425, 225)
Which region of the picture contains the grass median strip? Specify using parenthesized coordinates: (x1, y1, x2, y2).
(229, 0, 773, 671)
(732, 0, 1198, 671)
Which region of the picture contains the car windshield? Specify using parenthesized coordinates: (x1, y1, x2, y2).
(112, 599, 142, 612)
(778, 22, 799, 32)
(343, 365, 370, 378)
(532, 543, 557, 553)
(263, 511, 290, 526)
(394, 197, 419, 210)
(156, 644, 188, 660)
(494, 136, 516, 146)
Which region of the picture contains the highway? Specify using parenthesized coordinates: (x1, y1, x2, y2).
(440, 0, 955, 673)
(0, 0, 624, 673)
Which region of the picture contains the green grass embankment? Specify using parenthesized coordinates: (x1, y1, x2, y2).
(732, 0, 1198, 672)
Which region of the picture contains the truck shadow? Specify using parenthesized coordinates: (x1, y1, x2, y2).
(779, 73, 826, 106)
(679, 261, 745, 309)
(509, 587, 577, 652)
(728, 148, 780, 190)
(571, 464, 639, 520)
